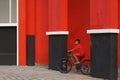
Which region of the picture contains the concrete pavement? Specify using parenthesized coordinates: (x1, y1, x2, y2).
(0, 65, 119, 80)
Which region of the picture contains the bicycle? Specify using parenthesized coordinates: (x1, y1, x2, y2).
(56, 52, 90, 75)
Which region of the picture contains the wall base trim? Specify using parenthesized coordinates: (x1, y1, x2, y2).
(46, 31, 69, 35)
(87, 29, 119, 34)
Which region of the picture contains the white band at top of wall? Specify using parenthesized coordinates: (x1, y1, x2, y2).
(87, 29, 120, 34)
(46, 31, 69, 35)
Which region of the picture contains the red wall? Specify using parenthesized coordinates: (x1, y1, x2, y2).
(26, 0, 36, 35)
(19, 0, 27, 65)
(19, 0, 120, 66)
(90, 0, 118, 29)
(19, 0, 49, 65)
(35, 0, 48, 64)
(68, 0, 90, 59)
(48, 0, 68, 31)
(19, 0, 36, 65)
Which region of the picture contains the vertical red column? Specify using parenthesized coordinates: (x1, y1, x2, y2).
(48, 0, 68, 31)
(26, 0, 36, 66)
(19, 0, 27, 65)
(87, 0, 119, 79)
(46, 0, 68, 70)
(26, 0, 35, 35)
(89, 0, 118, 29)
(35, 0, 48, 64)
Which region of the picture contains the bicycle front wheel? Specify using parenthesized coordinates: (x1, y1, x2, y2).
(80, 60, 91, 75)
(56, 58, 72, 73)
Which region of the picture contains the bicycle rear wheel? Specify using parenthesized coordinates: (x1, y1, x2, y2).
(56, 58, 72, 73)
(80, 60, 91, 75)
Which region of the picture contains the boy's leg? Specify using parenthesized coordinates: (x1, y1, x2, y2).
(73, 55, 80, 64)
(73, 55, 80, 72)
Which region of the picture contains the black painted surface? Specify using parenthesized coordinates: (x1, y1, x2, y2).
(90, 34, 118, 80)
(0, 55, 16, 65)
(49, 35, 67, 70)
(0, 27, 17, 65)
(27, 35, 35, 66)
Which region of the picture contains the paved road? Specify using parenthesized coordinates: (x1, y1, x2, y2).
(0, 65, 119, 80)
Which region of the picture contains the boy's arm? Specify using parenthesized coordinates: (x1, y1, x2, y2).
(68, 45, 79, 52)
(68, 49, 75, 52)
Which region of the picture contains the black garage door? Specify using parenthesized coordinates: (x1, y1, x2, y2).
(0, 27, 17, 65)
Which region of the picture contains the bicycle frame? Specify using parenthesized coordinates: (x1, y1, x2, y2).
(67, 53, 84, 65)
(67, 54, 75, 65)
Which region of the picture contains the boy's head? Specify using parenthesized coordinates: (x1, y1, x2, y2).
(75, 39, 80, 44)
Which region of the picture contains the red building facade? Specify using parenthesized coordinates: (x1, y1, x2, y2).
(18, 0, 120, 67)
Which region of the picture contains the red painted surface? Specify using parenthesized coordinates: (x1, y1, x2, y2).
(35, 0, 48, 64)
(19, 0, 36, 65)
(26, 0, 36, 35)
(68, 0, 90, 60)
(90, 0, 118, 29)
(19, 0, 27, 65)
(18, 0, 120, 66)
(48, 0, 68, 31)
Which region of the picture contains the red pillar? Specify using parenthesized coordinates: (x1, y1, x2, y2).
(19, 0, 27, 65)
(90, 0, 118, 29)
(19, 0, 36, 66)
(35, 0, 48, 64)
(26, 0, 36, 66)
(26, 0, 36, 35)
(87, 0, 119, 79)
(48, 0, 68, 31)
(46, 0, 68, 70)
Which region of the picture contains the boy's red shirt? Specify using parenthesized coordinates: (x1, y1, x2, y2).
(72, 44, 85, 56)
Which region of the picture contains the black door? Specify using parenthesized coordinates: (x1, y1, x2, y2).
(0, 27, 17, 65)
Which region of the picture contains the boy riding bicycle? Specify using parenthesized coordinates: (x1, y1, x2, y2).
(57, 39, 90, 73)
(68, 39, 85, 65)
